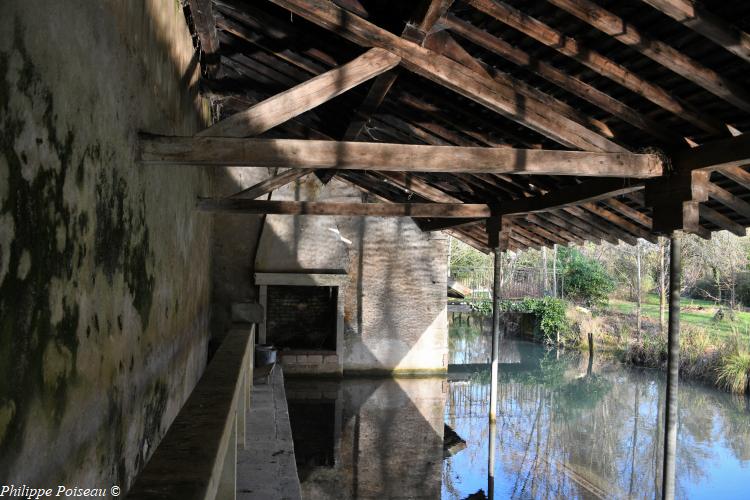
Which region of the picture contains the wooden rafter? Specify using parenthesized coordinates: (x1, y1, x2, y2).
(601, 198, 652, 229)
(548, 0, 750, 113)
(188, 0, 220, 75)
(227, 169, 310, 199)
(672, 134, 750, 173)
(497, 178, 644, 216)
(524, 214, 583, 245)
(198, 48, 400, 137)
(641, 0, 750, 64)
(266, 0, 625, 152)
(545, 212, 601, 244)
(705, 182, 750, 220)
(139, 136, 663, 176)
(465, 0, 728, 136)
(582, 202, 656, 242)
(342, 0, 455, 141)
(719, 166, 750, 191)
(564, 206, 636, 245)
(699, 205, 745, 236)
(442, 14, 681, 146)
(550, 209, 611, 244)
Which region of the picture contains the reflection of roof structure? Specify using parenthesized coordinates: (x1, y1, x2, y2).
(155, 0, 750, 252)
(448, 277, 472, 298)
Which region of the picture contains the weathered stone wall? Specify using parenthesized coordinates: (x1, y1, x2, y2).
(249, 175, 449, 374)
(0, 0, 213, 490)
(209, 167, 269, 348)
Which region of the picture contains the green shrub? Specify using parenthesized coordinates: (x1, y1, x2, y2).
(467, 297, 570, 341)
(562, 251, 615, 308)
(502, 297, 569, 340)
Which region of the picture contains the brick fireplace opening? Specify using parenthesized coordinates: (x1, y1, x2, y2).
(256, 273, 346, 375)
(266, 285, 337, 351)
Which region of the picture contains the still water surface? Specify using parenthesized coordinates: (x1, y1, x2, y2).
(288, 314, 750, 499)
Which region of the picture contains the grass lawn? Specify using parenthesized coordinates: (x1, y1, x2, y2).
(607, 293, 750, 342)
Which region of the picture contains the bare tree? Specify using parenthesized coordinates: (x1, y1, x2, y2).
(658, 237, 668, 335)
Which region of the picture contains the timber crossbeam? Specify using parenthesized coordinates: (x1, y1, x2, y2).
(196, 199, 493, 217)
(138, 136, 663, 177)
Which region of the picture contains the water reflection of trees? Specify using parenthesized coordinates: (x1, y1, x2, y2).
(445, 344, 750, 500)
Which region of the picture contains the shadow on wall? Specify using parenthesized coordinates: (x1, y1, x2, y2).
(0, 0, 213, 491)
(249, 174, 449, 374)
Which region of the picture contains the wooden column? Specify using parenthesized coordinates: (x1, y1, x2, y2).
(486, 216, 506, 500)
(486, 216, 508, 422)
(662, 234, 681, 500)
(489, 246, 502, 422)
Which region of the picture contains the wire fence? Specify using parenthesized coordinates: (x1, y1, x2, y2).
(450, 266, 560, 301)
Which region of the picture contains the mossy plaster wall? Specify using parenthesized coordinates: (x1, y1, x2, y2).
(1, 0, 213, 490)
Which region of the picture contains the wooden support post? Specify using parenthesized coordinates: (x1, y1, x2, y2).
(486, 216, 506, 422)
(486, 215, 504, 500)
(647, 171, 710, 238)
(662, 234, 681, 500)
(490, 245, 502, 424)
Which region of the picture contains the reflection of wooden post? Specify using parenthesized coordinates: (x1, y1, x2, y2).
(662, 234, 681, 500)
(488, 418, 497, 500)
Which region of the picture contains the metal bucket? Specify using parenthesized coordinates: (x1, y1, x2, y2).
(255, 344, 277, 367)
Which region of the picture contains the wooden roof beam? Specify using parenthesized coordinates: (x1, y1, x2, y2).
(198, 48, 400, 137)
(342, 0, 455, 142)
(497, 178, 644, 216)
(524, 214, 583, 245)
(509, 230, 537, 250)
(641, 0, 750, 64)
(197, 199, 492, 217)
(444, 228, 491, 253)
(705, 182, 750, 220)
(582, 202, 657, 242)
(377, 172, 463, 203)
(699, 205, 746, 236)
(719, 166, 750, 191)
(548, 0, 750, 113)
(226, 168, 310, 199)
(601, 198, 652, 229)
(188, 0, 220, 76)
(563, 206, 637, 245)
(139, 136, 663, 176)
(672, 134, 750, 173)
(511, 224, 548, 248)
(543, 212, 601, 244)
(266, 0, 625, 152)
(553, 208, 616, 244)
(443, 14, 682, 146)
(465, 0, 728, 136)
(519, 224, 561, 247)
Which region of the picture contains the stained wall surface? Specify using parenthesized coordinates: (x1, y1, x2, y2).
(253, 176, 449, 374)
(0, 0, 214, 489)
